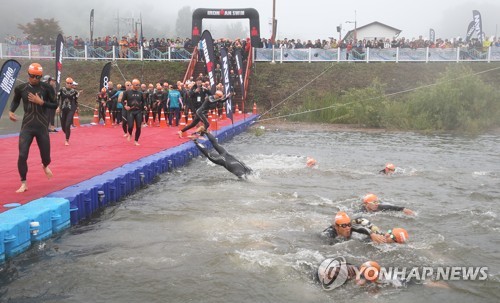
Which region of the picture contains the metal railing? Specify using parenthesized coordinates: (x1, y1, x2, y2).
(0, 43, 194, 61)
(254, 46, 500, 63)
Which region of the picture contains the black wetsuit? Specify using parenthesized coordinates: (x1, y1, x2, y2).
(122, 89, 145, 141)
(10, 82, 57, 181)
(322, 217, 376, 245)
(151, 90, 164, 123)
(58, 87, 79, 140)
(106, 87, 117, 123)
(181, 95, 229, 133)
(358, 204, 405, 213)
(96, 92, 108, 122)
(194, 132, 252, 179)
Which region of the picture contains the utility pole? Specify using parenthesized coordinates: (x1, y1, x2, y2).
(346, 10, 357, 42)
(271, 0, 276, 44)
(354, 10, 357, 41)
(271, 0, 277, 64)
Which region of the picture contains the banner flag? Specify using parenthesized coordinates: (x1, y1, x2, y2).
(200, 30, 217, 94)
(235, 49, 245, 97)
(220, 47, 233, 121)
(0, 59, 21, 119)
(429, 29, 435, 43)
(99, 62, 112, 90)
(55, 34, 64, 92)
(472, 10, 484, 43)
(466, 21, 475, 42)
(90, 9, 95, 43)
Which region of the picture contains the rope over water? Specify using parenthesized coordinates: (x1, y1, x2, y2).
(257, 65, 500, 123)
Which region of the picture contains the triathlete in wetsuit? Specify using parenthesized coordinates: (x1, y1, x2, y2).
(178, 90, 230, 137)
(321, 211, 381, 245)
(96, 87, 108, 123)
(192, 127, 252, 179)
(106, 81, 117, 124)
(122, 79, 146, 145)
(57, 77, 79, 145)
(9, 63, 57, 193)
(360, 193, 414, 215)
(118, 81, 132, 136)
(379, 163, 396, 174)
(42, 75, 57, 132)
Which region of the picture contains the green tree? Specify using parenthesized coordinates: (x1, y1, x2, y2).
(175, 6, 192, 39)
(17, 18, 63, 45)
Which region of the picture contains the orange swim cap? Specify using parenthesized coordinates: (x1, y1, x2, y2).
(360, 261, 381, 281)
(385, 163, 395, 171)
(334, 211, 350, 225)
(362, 193, 379, 204)
(28, 63, 43, 76)
(390, 228, 409, 243)
(306, 157, 317, 167)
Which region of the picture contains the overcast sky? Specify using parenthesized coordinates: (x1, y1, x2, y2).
(1, 0, 499, 41)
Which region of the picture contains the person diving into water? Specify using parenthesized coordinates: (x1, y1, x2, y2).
(191, 126, 252, 179)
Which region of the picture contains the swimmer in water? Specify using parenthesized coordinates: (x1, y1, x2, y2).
(321, 211, 382, 245)
(360, 193, 415, 215)
(370, 227, 409, 244)
(306, 157, 317, 167)
(191, 126, 252, 179)
(379, 163, 396, 175)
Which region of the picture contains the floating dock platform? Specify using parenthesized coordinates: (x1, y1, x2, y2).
(0, 114, 258, 262)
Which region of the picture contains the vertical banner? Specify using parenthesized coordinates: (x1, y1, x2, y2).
(99, 62, 112, 90)
(473, 10, 483, 43)
(0, 59, 21, 119)
(466, 21, 475, 42)
(234, 49, 245, 97)
(219, 47, 233, 121)
(200, 30, 216, 94)
(55, 34, 64, 92)
(90, 9, 95, 43)
(429, 29, 435, 43)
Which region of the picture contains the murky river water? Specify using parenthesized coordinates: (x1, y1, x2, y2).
(1, 124, 499, 303)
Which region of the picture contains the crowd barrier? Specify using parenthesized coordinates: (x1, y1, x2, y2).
(254, 46, 500, 63)
(2, 43, 500, 63)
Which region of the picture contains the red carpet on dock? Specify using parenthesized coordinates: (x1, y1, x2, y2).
(0, 115, 248, 212)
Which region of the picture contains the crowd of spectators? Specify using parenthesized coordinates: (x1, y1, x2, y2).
(259, 35, 500, 50)
(5, 33, 500, 53)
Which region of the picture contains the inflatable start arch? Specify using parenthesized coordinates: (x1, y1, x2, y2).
(192, 8, 261, 47)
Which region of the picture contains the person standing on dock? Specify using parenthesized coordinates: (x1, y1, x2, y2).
(122, 79, 146, 145)
(9, 63, 57, 193)
(56, 77, 79, 146)
(118, 81, 132, 137)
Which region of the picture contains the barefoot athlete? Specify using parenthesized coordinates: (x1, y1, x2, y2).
(9, 63, 57, 193)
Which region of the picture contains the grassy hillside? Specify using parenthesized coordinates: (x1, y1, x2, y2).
(3, 59, 500, 132)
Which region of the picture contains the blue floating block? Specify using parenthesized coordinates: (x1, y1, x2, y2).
(30, 198, 70, 234)
(0, 214, 30, 259)
(6, 203, 53, 242)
